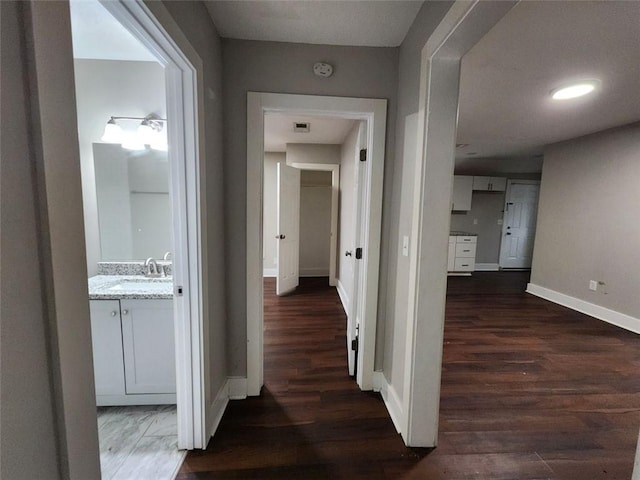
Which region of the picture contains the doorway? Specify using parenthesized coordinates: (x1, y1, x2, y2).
(69, 0, 206, 468)
(247, 93, 387, 395)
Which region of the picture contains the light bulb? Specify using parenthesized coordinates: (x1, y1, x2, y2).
(137, 122, 155, 144)
(121, 132, 146, 151)
(101, 118, 124, 143)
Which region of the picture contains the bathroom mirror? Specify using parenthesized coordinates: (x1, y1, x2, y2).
(93, 143, 172, 261)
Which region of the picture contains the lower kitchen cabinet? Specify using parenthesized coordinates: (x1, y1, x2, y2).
(90, 299, 176, 406)
(447, 235, 477, 275)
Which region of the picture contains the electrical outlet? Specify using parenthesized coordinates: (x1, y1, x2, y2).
(473, 218, 478, 225)
(589, 280, 598, 291)
(497, 219, 503, 225)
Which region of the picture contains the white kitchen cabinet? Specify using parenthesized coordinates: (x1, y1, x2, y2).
(447, 235, 477, 274)
(473, 176, 507, 192)
(90, 300, 126, 397)
(120, 299, 176, 395)
(452, 175, 473, 210)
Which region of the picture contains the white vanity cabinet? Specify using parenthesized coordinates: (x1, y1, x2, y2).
(90, 298, 176, 406)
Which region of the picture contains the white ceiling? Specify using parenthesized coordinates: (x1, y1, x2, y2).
(456, 0, 640, 166)
(204, 1, 424, 47)
(69, 0, 158, 62)
(265, 114, 355, 152)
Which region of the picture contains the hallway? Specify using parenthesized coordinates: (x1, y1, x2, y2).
(178, 274, 640, 479)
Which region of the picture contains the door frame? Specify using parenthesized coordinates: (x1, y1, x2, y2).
(247, 93, 387, 394)
(498, 179, 541, 268)
(98, 0, 207, 449)
(289, 162, 340, 286)
(403, 0, 517, 446)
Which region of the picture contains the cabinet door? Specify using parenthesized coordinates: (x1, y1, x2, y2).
(452, 176, 473, 210)
(489, 177, 507, 191)
(120, 299, 176, 394)
(90, 300, 126, 396)
(472, 176, 491, 191)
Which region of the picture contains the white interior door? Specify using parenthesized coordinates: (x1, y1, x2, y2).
(347, 122, 368, 377)
(499, 181, 540, 268)
(276, 162, 300, 295)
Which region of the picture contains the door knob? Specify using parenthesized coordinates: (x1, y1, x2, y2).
(111, 311, 117, 317)
(345, 251, 352, 256)
(275, 234, 285, 239)
(122, 309, 129, 315)
(506, 232, 511, 236)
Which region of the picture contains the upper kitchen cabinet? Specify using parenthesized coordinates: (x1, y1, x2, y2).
(473, 176, 507, 192)
(452, 175, 473, 211)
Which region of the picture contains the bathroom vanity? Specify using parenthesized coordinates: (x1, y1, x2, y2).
(88, 275, 175, 406)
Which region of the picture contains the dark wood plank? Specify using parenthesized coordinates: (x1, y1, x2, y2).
(178, 273, 640, 479)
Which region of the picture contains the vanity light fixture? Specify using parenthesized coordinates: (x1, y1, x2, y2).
(100, 114, 168, 151)
(550, 79, 600, 100)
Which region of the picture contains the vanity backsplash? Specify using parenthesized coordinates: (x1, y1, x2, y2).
(97, 261, 172, 276)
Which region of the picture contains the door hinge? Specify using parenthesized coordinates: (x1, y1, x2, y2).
(355, 247, 363, 259)
(359, 148, 367, 162)
(351, 337, 358, 351)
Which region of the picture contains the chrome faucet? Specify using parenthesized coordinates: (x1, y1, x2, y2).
(144, 257, 162, 277)
(163, 251, 172, 261)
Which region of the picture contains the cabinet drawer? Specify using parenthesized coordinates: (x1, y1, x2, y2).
(454, 257, 475, 271)
(455, 243, 476, 258)
(455, 236, 477, 244)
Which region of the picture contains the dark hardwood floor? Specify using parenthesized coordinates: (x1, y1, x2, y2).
(178, 273, 640, 479)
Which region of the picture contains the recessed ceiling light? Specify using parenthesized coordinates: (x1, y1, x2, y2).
(551, 79, 600, 100)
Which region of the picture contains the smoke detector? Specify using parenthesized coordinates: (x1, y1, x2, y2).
(293, 122, 310, 133)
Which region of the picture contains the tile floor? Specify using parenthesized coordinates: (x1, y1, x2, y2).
(97, 405, 186, 480)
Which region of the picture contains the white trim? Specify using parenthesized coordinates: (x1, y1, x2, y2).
(336, 280, 350, 314)
(208, 380, 230, 440)
(372, 372, 403, 434)
(100, 1, 207, 449)
(474, 263, 500, 271)
(247, 93, 387, 396)
(263, 268, 277, 278)
(291, 162, 340, 287)
(300, 268, 330, 277)
(527, 283, 640, 334)
(228, 377, 248, 400)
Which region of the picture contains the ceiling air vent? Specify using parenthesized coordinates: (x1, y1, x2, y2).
(293, 122, 310, 133)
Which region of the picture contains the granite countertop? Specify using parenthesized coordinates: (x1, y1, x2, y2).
(88, 275, 173, 300)
(450, 231, 478, 236)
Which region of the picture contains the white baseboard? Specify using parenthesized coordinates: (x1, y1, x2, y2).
(300, 267, 330, 277)
(474, 263, 500, 271)
(372, 371, 403, 434)
(227, 377, 248, 400)
(208, 380, 230, 439)
(336, 279, 349, 314)
(263, 268, 277, 277)
(527, 283, 640, 334)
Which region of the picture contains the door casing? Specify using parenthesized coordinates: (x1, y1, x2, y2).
(246, 93, 387, 395)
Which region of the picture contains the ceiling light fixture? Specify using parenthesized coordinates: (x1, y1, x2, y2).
(550, 79, 600, 100)
(100, 114, 167, 151)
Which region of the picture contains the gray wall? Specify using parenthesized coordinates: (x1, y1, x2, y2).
(531, 122, 640, 319)
(160, 0, 228, 426)
(74, 59, 166, 275)
(222, 38, 399, 375)
(383, 1, 454, 399)
(1, 2, 63, 477)
(300, 171, 332, 276)
(286, 143, 340, 166)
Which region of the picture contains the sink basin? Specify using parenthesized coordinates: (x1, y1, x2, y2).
(108, 280, 172, 291)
